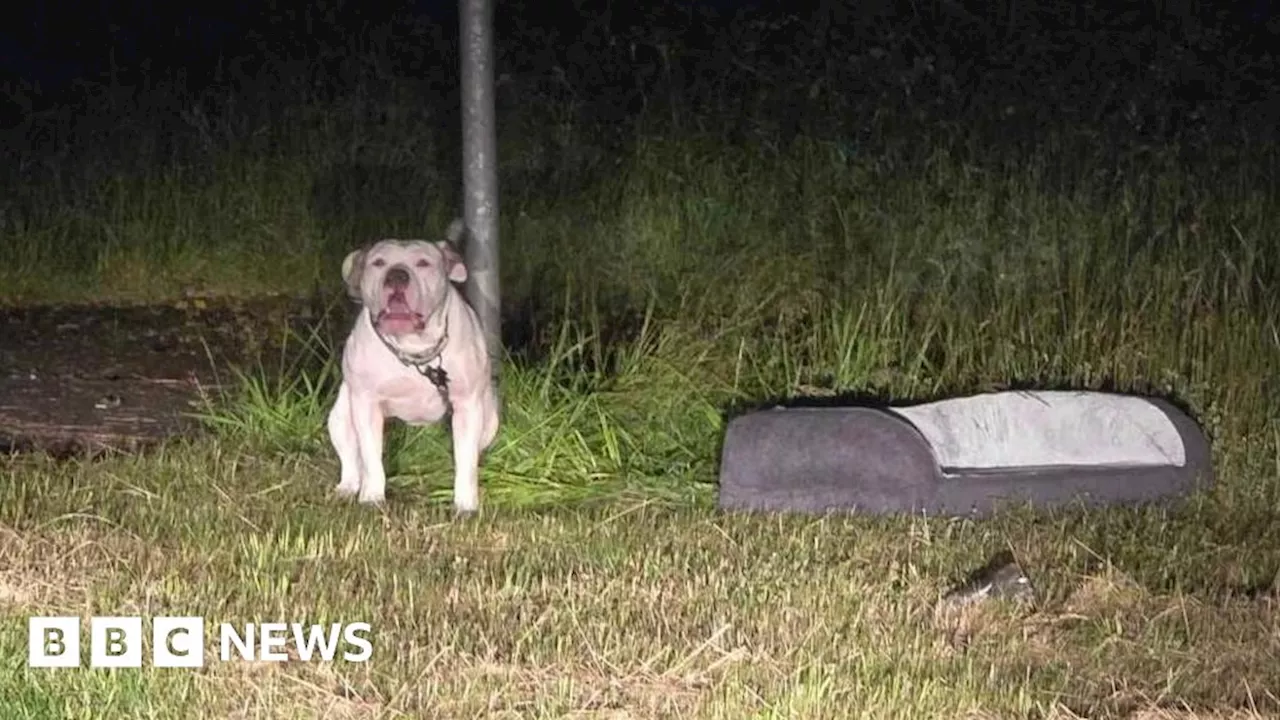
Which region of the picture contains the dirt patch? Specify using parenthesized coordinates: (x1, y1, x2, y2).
(0, 289, 558, 458)
(0, 294, 347, 457)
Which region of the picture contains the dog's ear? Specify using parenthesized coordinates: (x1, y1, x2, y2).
(341, 248, 366, 300)
(437, 241, 468, 284)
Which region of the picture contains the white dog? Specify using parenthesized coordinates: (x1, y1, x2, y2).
(326, 220, 500, 512)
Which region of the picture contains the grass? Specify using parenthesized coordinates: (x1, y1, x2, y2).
(3, 9, 1280, 714)
(3, 136, 1280, 716)
(2, 446, 1280, 718)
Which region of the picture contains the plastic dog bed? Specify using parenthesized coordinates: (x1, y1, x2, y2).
(717, 391, 1213, 517)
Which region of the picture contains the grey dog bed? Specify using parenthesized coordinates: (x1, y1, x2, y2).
(718, 391, 1213, 517)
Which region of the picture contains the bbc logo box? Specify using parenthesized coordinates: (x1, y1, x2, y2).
(28, 616, 205, 669)
(29, 616, 372, 668)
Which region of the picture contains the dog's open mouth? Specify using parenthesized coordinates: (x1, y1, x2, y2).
(376, 292, 426, 335)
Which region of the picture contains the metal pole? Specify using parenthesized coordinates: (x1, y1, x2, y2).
(460, 0, 501, 375)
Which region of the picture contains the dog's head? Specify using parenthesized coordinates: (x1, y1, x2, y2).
(342, 222, 468, 350)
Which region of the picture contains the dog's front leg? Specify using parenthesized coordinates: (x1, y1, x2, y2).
(350, 390, 388, 505)
(449, 397, 485, 515)
(327, 382, 362, 498)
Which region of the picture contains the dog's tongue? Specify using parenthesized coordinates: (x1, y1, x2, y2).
(380, 316, 418, 335)
(379, 293, 420, 334)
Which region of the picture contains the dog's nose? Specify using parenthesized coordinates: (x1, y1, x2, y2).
(384, 267, 410, 288)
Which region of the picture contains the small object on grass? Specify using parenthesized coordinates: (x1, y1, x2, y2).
(94, 394, 122, 410)
(941, 550, 1034, 607)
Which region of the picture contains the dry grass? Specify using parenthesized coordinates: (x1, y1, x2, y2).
(1, 443, 1278, 718)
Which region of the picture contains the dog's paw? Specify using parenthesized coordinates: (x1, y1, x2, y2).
(358, 490, 386, 506)
(334, 482, 360, 499)
(453, 500, 479, 518)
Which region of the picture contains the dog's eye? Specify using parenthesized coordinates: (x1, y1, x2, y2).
(371, 258, 386, 267)
(416, 258, 431, 267)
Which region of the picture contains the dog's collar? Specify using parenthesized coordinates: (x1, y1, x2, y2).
(395, 332, 450, 393)
(372, 290, 452, 393)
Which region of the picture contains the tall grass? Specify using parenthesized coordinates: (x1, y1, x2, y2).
(128, 125, 1277, 513)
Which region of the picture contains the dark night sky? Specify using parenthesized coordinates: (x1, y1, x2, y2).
(1, 0, 1277, 134)
(0, 0, 459, 88)
(7, 0, 1273, 90)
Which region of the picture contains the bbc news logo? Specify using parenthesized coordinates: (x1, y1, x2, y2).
(28, 616, 373, 668)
